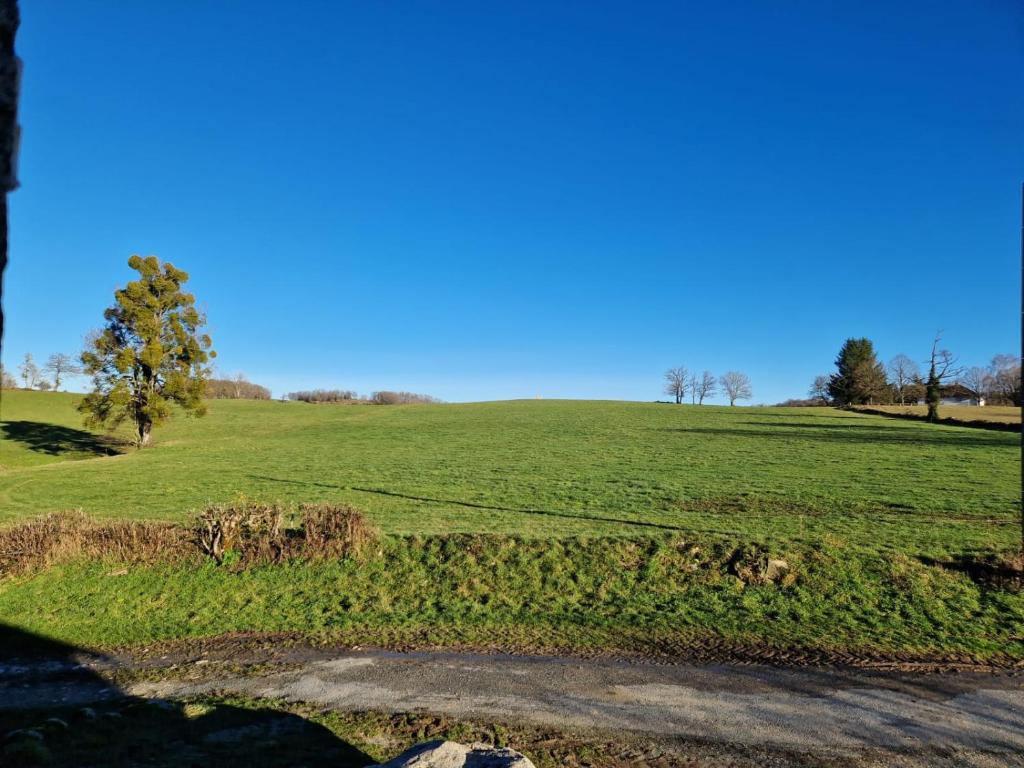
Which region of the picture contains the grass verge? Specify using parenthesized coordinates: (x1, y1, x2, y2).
(1, 522, 1021, 663)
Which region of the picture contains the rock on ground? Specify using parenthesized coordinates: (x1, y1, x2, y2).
(373, 740, 536, 767)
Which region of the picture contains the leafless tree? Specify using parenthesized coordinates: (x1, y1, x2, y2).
(808, 375, 831, 403)
(663, 366, 688, 404)
(987, 354, 1022, 406)
(719, 371, 752, 406)
(43, 353, 81, 391)
(18, 353, 41, 389)
(924, 333, 962, 422)
(694, 370, 716, 404)
(887, 354, 919, 406)
(959, 367, 990, 403)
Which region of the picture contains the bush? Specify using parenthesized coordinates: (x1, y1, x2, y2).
(195, 502, 285, 564)
(300, 503, 377, 559)
(0, 512, 189, 575)
(1, 504, 379, 572)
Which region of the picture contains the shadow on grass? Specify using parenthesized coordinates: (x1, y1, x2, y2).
(247, 474, 710, 534)
(661, 422, 1013, 448)
(918, 554, 1024, 593)
(0, 421, 125, 457)
(0, 623, 375, 766)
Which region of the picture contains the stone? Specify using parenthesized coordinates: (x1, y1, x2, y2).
(373, 740, 536, 768)
(3, 728, 44, 743)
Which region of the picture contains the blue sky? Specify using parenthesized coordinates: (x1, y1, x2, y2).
(3, 1, 1022, 402)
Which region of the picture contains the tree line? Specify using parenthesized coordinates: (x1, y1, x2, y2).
(0, 352, 82, 391)
(286, 389, 440, 405)
(809, 336, 1021, 422)
(206, 375, 272, 400)
(663, 367, 752, 406)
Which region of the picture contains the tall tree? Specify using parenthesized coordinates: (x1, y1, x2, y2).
(79, 255, 215, 447)
(827, 338, 888, 405)
(664, 366, 688, 404)
(719, 371, 752, 406)
(18, 352, 40, 388)
(43, 353, 81, 391)
(694, 370, 716, 404)
(887, 354, 920, 406)
(924, 333, 961, 422)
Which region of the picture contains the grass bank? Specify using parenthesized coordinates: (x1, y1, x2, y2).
(1, 525, 1021, 663)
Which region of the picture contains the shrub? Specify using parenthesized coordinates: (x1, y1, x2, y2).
(1, 504, 378, 572)
(0, 512, 190, 575)
(194, 502, 285, 564)
(300, 503, 378, 559)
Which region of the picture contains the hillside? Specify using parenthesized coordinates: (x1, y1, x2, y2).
(0, 390, 1018, 555)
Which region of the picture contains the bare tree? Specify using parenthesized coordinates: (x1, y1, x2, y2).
(0, 364, 14, 388)
(808, 374, 831, 403)
(987, 354, 1022, 406)
(664, 366, 688, 404)
(18, 353, 41, 389)
(719, 371, 752, 406)
(959, 367, 990, 404)
(694, 370, 716, 404)
(924, 333, 962, 422)
(687, 373, 698, 404)
(43, 353, 81, 391)
(887, 354, 919, 406)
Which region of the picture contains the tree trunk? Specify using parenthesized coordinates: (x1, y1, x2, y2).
(925, 365, 940, 422)
(138, 420, 152, 447)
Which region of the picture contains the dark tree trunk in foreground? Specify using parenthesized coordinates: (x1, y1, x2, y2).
(0, 1, 19, 354)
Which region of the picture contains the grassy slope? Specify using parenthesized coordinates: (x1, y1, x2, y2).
(0, 390, 1019, 554)
(0, 390, 1021, 659)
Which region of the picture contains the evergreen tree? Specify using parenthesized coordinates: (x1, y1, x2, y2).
(79, 255, 215, 446)
(827, 338, 887, 405)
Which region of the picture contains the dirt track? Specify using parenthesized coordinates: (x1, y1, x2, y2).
(4, 647, 1023, 766)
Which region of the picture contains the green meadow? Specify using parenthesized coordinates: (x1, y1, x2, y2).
(0, 389, 1019, 554)
(0, 389, 1021, 659)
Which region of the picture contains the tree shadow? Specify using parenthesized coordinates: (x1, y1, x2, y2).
(918, 554, 1024, 593)
(247, 474, 719, 534)
(0, 421, 125, 457)
(659, 422, 1013, 448)
(0, 623, 376, 766)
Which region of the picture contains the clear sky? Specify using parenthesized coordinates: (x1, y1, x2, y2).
(3, 1, 1022, 403)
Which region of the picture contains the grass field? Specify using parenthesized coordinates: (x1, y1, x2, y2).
(1, 389, 1021, 662)
(0, 389, 1020, 554)
(851, 404, 1020, 425)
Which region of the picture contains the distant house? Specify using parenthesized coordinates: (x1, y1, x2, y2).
(917, 383, 984, 407)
